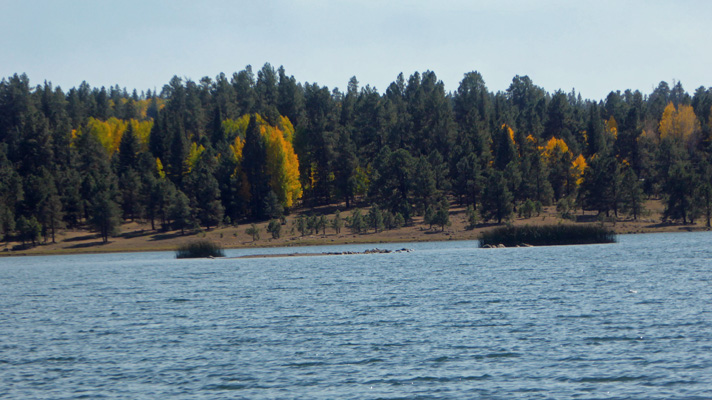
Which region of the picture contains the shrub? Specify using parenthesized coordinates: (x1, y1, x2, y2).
(520, 199, 535, 219)
(267, 219, 281, 239)
(349, 209, 365, 234)
(332, 210, 343, 234)
(465, 205, 479, 230)
(176, 240, 225, 258)
(479, 224, 616, 248)
(245, 223, 260, 241)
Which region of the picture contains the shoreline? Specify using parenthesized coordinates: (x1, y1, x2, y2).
(2, 201, 709, 257)
(2, 222, 708, 258)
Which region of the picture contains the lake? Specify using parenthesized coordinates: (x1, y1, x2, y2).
(2, 232, 712, 399)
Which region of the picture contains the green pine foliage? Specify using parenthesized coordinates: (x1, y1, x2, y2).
(1, 66, 712, 245)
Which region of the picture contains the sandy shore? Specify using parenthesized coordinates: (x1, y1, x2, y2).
(1, 200, 708, 257)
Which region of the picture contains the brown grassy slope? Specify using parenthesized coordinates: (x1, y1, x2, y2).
(1, 199, 708, 257)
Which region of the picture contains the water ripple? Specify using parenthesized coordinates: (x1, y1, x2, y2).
(1, 233, 712, 398)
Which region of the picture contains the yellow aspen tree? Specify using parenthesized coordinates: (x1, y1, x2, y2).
(542, 137, 570, 163)
(659, 102, 701, 146)
(225, 113, 302, 208)
(129, 119, 153, 150)
(659, 102, 677, 140)
(606, 116, 618, 140)
(673, 104, 701, 143)
(571, 154, 587, 187)
(279, 115, 295, 143)
(83, 117, 114, 154)
(186, 142, 205, 173)
(106, 117, 128, 154)
(230, 136, 245, 163)
(262, 124, 302, 208)
(156, 158, 166, 179)
(81, 117, 152, 155)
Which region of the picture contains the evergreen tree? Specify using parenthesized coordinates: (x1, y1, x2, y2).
(454, 153, 484, 208)
(89, 190, 121, 243)
(267, 219, 281, 239)
(586, 103, 607, 156)
(242, 115, 271, 220)
(185, 149, 224, 230)
(412, 156, 438, 215)
(620, 165, 645, 220)
(367, 205, 384, 233)
(433, 198, 451, 231)
(40, 181, 64, 243)
(372, 148, 415, 219)
(481, 170, 514, 224)
(331, 210, 343, 234)
(17, 215, 41, 246)
(118, 123, 139, 174)
(580, 151, 621, 216)
(246, 223, 260, 241)
(349, 209, 365, 234)
(424, 205, 435, 229)
(0, 145, 23, 235)
(170, 190, 195, 235)
(317, 214, 328, 236)
(663, 161, 698, 223)
(465, 204, 478, 230)
(295, 214, 307, 236)
(119, 168, 143, 221)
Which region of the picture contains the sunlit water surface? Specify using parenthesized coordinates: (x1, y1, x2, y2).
(2, 232, 712, 399)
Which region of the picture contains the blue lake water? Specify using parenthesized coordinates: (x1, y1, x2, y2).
(1, 232, 712, 399)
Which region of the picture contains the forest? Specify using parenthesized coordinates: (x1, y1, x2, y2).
(1, 64, 712, 245)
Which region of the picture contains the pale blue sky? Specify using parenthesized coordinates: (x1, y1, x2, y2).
(2, 0, 710, 100)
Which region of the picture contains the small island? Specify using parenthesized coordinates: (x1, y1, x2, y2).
(176, 240, 225, 259)
(479, 224, 616, 248)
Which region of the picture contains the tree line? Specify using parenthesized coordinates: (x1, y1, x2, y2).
(1, 64, 712, 245)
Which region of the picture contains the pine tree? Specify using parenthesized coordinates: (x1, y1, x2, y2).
(170, 190, 195, 235)
(412, 156, 438, 215)
(331, 210, 343, 234)
(434, 198, 451, 231)
(367, 205, 384, 233)
(242, 115, 271, 220)
(246, 223, 260, 241)
(481, 170, 514, 224)
(185, 149, 224, 230)
(267, 219, 281, 239)
(620, 166, 645, 220)
(89, 190, 121, 243)
(424, 205, 435, 229)
(349, 209, 365, 234)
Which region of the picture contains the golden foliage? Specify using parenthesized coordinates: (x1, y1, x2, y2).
(262, 123, 302, 208)
(541, 137, 570, 163)
(76, 117, 152, 155)
(659, 102, 701, 143)
(223, 114, 302, 208)
(571, 154, 587, 186)
(186, 142, 205, 173)
(230, 136, 245, 163)
(606, 116, 618, 140)
(501, 123, 516, 145)
(279, 115, 295, 143)
(135, 98, 165, 119)
(658, 102, 676, 140)
(156, 158, 166, 179)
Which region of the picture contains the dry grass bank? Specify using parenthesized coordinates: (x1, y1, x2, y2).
(1, 199, 708, 257)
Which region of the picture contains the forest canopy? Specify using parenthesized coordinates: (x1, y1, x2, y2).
(1, 64, 711, 243)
